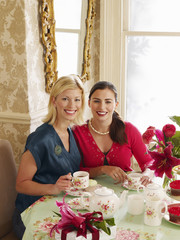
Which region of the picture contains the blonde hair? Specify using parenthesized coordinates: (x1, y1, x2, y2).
(43, 74, 85, 125)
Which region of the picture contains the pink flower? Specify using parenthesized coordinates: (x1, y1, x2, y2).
(148, 143, 180, 178)
(50, 194, 103, 239)
(37, 221, 55, 233)
(147, 210, 153, 216)
(163, 124, 176, 138)
(155, 129, 165, 144)
(142, 126, 156, 144)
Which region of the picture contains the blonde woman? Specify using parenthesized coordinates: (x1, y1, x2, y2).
(13, 74, 85, 239)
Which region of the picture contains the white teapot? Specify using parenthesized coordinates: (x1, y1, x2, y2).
(80, 187, 128, 219)
(137, 183, 165, 201)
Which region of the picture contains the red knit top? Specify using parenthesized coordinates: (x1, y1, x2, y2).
(73, 121, 153, 172)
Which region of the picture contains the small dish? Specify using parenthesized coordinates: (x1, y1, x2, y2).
(166, 189, 180, 201)
(173, 165, 180, 175)
(164, 213, 180, 226)
(67, 197, 89, 210)
(163, 203, 180, 226)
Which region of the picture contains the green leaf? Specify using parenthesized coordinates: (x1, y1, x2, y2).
(92, 220, 111, 235)
(172, 131, 180, 140)
(105, 218, 115, 226)
(52, 211, 61, 218)
(169, 116, 180, 127)
(163, 175, 170, 189)
(172, 133, 180, 146)
(171, 131, 180, 158)
(91, 218, 115, 235)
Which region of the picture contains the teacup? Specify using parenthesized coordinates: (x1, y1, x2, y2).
(73, 171, 89, 189)
(144, 197, 167, 226)
(127, 173, 144, 190)
(127, 194, 144, 215)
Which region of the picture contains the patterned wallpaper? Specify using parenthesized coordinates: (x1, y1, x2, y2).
(0, 0, 28, 113)
(0, 0, 48, 166)
(0, 0, 100, 166)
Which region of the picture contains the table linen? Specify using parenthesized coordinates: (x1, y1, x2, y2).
(21, 175, 180, 240)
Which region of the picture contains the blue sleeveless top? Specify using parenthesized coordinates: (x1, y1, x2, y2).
(15, 123, 81, 212)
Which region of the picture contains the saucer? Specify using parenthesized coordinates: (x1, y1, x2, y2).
(166, 189, 180, 201)
(173, 165, 180, 175)
(164, 213, 180, 226)
(67, 197, 89, 210)
(163, 203, 180, 226)
(65, 180, 101, 196)
(65, 187, 86, 197)
(122, 181, 138, 191)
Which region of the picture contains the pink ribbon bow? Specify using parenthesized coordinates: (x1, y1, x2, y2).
(50, 194, 103, 240)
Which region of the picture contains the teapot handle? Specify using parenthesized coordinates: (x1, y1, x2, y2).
(159, 201, 168, 218)
(80, 192, 91, 210)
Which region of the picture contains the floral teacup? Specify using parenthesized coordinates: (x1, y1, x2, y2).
(73, 171, 89, 189)
(127, 173, 144, 190)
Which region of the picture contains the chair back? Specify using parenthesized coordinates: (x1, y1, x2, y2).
(0, 139, 17, 238)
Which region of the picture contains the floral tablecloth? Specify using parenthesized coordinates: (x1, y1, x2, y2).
(21, 175, 180, 240)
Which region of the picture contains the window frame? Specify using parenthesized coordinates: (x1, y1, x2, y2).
(100, 0, 180, 120)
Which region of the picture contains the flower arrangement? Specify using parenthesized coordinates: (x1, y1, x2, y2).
(50, 194, 115, 240)
(142, 116, 180, 188)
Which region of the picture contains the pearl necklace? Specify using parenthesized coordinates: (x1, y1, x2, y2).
(89, 119, 109, 135)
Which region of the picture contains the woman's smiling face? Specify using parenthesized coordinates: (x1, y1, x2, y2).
(53, 88, 82, 122)
(88, 88, 118, 122)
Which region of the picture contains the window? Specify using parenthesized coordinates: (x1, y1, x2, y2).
(54, 0, 87, 76)
(123, 0, 180, 132)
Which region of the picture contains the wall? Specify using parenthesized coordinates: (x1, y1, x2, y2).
(0, 0, 48, 166)
(0, 0, 100, 166)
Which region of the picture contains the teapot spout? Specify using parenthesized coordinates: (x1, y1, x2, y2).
(119, 190, 128, 208)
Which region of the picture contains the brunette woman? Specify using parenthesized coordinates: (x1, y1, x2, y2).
(73, 81, 153, 185)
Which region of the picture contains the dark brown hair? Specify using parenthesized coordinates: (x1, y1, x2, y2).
(89, 81, 127, 145)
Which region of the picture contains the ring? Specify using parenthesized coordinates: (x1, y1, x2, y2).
(114, 173, 118, 178)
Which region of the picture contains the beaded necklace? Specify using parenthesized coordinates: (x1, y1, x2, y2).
(89, 119, 109, 135)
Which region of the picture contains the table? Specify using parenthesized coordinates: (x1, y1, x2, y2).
(21, 175, 180, 240)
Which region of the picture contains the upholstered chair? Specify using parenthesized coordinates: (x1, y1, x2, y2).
(0, 139, 18, 240)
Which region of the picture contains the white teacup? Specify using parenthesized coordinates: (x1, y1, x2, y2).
(127, 173, 144, 190)
(73, 171, 89, 189)
(144, 197, 167, 226)
(127, 194, 144, 215)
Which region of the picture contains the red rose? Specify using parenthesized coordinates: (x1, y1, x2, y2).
(162, 124, 176, 138)
(147, 126, 156, 131)
(142, 126, 155, 144)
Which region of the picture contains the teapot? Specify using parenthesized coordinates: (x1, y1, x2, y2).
(137, 183, 165, 201)
(80, 187, 128, 219)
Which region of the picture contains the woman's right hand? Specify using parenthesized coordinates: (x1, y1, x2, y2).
(16, 150, 73, 196)
(102, 166, 128, 183)
(53, 173, 72, 194)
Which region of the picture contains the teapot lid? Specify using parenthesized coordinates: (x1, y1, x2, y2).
(94, 187, 114, 196)
(147, 183, 161, 190)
